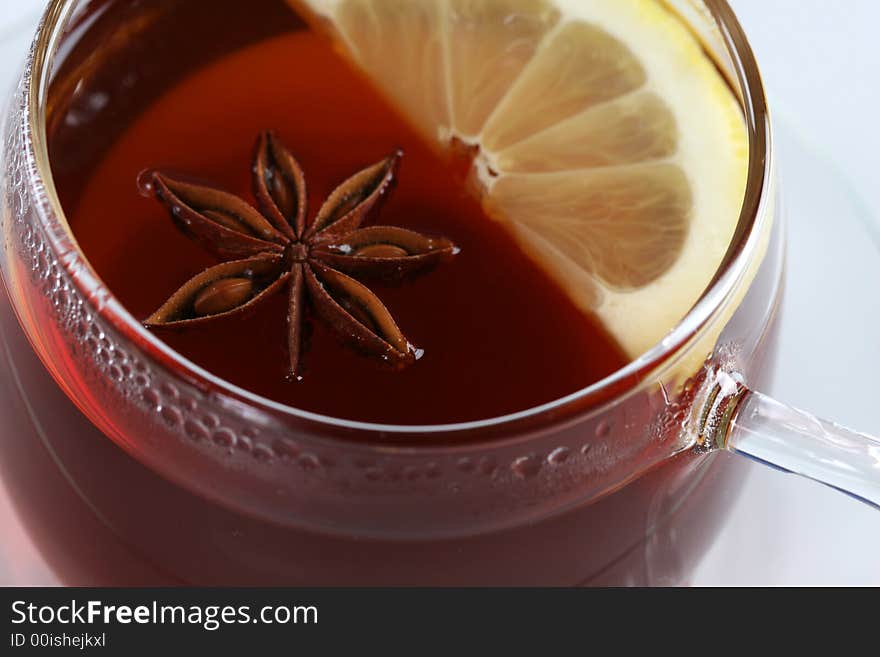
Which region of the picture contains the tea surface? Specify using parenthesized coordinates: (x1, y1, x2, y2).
(62, 22, 628, 424)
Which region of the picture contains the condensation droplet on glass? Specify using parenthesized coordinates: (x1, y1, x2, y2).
(547, 447, 571, 466)
(211, 428, 237, 448)
(511, 454, 541, 479)
(456, 457, 475, 473)
(141, 388, 160, 408)
(298, 453, 321, 472)
(183, 419, 208, 442)
(271, 438, 300, 460)
(160, 405, 182, 428)
(252, 444, 274, 463)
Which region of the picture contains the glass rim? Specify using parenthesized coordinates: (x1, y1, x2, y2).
(23, 0, 773, 437)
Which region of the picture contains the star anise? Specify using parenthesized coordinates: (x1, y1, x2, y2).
(143, 131, 458, 376)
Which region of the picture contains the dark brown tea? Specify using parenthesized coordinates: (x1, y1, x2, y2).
(58, 2, 628, 425)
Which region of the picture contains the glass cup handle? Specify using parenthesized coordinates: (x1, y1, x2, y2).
(695, 370, 880, 509)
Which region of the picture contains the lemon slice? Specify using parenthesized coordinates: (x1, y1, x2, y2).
(296, 0, 749, 359)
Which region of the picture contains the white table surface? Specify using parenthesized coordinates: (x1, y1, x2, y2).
(1, 0, 879, 586)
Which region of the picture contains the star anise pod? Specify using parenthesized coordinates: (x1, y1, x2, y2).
(143, 131, 458, 376)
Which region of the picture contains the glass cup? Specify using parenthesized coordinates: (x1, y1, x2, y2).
(0, 0, 875, 586)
